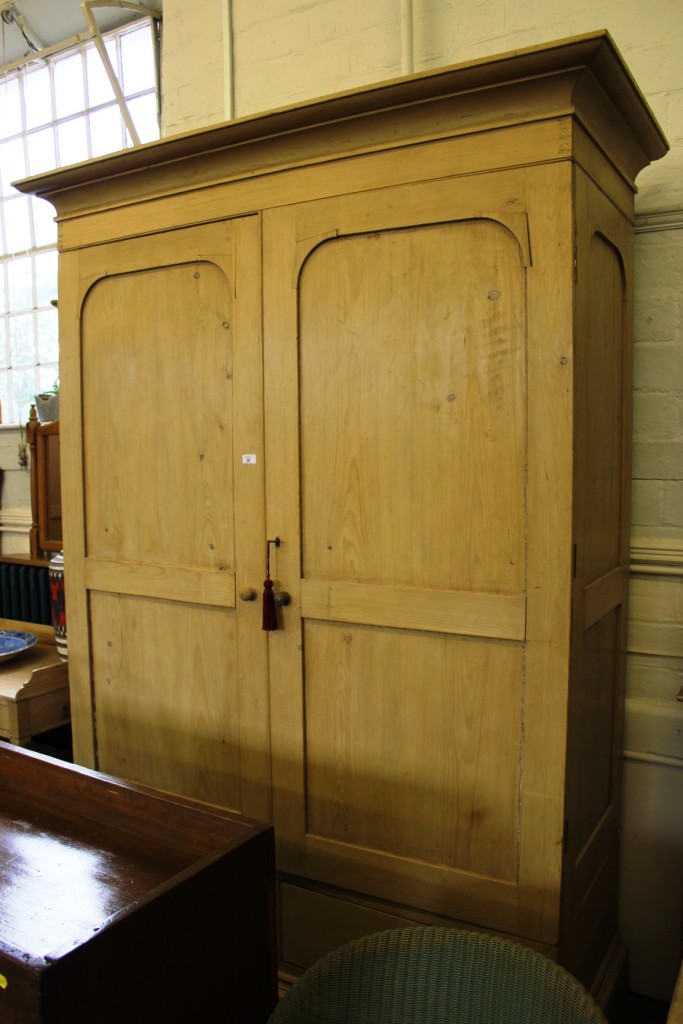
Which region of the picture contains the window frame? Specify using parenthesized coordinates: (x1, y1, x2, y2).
(0, 15, 160, 425)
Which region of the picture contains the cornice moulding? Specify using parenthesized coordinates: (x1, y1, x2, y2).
(635, 208, 683, 233)
(630, 539, 683, 576)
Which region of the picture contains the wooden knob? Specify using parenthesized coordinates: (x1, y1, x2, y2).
(239, 588, 257, 601)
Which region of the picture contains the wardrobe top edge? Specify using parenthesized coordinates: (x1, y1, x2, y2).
(14, 29, 669, 205)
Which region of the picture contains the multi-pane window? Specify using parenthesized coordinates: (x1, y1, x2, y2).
(0, 18, 159, 423)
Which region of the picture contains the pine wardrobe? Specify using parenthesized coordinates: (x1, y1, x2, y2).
(19, 31, 667, 1004)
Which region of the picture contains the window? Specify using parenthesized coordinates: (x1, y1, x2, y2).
(0, 17, 160, 423)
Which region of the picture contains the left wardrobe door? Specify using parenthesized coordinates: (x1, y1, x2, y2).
(62, 216, 271, 821)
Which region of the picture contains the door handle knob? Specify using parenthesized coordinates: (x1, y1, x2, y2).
(274, 591, 290, 607)
(239, 588, 257, 601)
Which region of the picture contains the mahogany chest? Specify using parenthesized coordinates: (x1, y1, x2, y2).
(0, 744, 277, 1023)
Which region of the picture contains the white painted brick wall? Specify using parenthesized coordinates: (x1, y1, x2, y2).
(161, 0, 226, 135)
(629, 575, 683, 658)
(633, 225, 683, 545)
(627, 651, 683, 701)
(231, 0, 401, 114)
(0, 426, 32, 554)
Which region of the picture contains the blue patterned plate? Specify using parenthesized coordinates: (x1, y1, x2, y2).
(0, 630, 38, 663)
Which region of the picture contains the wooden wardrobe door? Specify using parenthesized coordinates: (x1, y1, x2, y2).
(67, 217, 269, 820)
(265, 180, 531, 940)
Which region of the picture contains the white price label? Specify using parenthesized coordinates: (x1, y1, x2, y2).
(242, 454, 257, 464)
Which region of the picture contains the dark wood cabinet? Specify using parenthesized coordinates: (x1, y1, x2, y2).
(26, 411, 62, 558)
(0, 744, 277, 1023)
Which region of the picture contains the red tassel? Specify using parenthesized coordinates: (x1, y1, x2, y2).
(262, 576, 278, 631)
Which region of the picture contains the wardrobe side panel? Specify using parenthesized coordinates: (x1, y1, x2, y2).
(562, 165, 634, 986)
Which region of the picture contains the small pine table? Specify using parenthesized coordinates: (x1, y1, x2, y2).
(0, 621, 69, 746)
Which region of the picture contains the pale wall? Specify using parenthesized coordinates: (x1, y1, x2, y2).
(0, 426, 31, 555)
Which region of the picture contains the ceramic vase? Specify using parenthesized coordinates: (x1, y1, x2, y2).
(48, 551, 67, 660)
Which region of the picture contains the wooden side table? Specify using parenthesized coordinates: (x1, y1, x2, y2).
(0, 620, 69, 745)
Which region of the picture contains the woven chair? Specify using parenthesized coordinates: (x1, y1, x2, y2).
(268, 926, 608, 1024)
